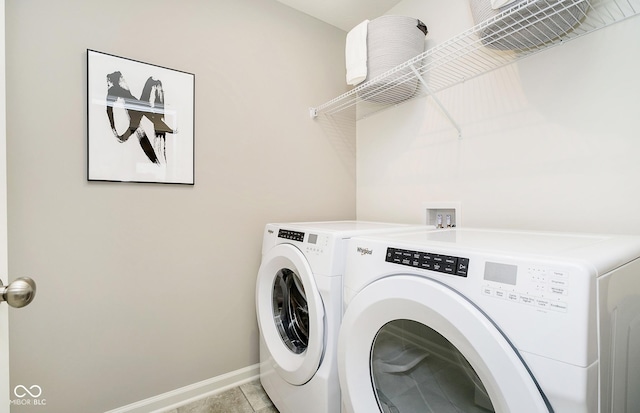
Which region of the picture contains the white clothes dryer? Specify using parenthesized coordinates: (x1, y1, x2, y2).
(256, 221, 432, 413)
(338, 228, 640, 413)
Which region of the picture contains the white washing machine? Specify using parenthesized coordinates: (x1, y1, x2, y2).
(338, 228, 640, 413)
(256, 221, 432, 413)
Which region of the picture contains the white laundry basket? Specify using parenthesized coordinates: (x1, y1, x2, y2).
(469, 0, 589, 50)
(359, 16, 428, 104)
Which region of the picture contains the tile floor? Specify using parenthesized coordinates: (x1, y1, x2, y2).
(166, 380, 279, 413)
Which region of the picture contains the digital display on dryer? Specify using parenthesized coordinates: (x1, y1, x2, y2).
(484, 262, 517, 285)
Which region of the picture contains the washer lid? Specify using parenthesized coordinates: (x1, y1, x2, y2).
(338, 275, 552, 412)
(256, 243, 325, 385)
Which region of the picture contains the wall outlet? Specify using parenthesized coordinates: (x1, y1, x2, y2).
(423, 202, 461, 228)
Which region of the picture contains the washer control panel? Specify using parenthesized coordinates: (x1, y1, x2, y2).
(386, 247, 470, 277)
(277, 228, 330, 256)
(278, 229, 305, 242)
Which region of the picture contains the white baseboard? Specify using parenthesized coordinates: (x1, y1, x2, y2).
(104, 364, 261, 413)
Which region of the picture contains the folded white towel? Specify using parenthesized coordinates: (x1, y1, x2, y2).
(491, 0, 517, 9)
(345, 20, 369, 86)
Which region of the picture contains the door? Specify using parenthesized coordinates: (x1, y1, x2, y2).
(338, 275, 553, 413)
(0, 5, 37, 410)
(1, 1, 10, 410)
(256, 243, 325, 385)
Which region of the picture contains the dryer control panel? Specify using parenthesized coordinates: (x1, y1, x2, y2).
(386, 247, 469, 277)
(481, 263, 570, 313)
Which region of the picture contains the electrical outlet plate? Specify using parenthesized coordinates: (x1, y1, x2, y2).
(423, 202, 461, 228)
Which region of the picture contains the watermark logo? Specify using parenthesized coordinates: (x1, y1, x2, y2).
(11, 385, 46, 406)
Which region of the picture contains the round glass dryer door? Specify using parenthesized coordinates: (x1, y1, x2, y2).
(371, 319, 494, 413)
(256, 243, 325, 385)
(272, 268, 309, 354)
(338, 275, 552, 413)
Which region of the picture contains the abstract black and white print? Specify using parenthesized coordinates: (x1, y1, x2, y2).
(87, 50, 194, 184)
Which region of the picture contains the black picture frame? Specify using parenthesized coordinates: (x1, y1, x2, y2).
(87, 49, 195, 185)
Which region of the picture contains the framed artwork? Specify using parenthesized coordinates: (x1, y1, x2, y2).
(87, 49, 195, 184)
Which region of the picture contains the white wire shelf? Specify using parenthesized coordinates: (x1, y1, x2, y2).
(309, 0, 640, 135)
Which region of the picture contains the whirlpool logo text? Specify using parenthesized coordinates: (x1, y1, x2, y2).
(11, 384, 46, 406)
(357, 247, 373, 256)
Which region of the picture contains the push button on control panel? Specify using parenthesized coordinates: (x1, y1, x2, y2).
(457, 258, 470, 276)
(386, 247, 469, 278)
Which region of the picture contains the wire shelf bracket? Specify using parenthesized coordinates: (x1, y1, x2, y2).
(409, 64, 462, 138)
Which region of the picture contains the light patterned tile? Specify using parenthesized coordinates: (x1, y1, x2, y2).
(239, 380, 274, 411)
(202, 387, 255, 413)
(169, 383, 279, 413)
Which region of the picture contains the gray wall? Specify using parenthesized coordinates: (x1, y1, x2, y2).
(5, 1, 353, 411)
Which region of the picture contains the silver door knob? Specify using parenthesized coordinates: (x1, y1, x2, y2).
(0, 277, 36, 308)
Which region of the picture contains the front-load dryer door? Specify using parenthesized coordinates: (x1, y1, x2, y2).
(256, 243, 325, 385)
(338, 275, 553, 413)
